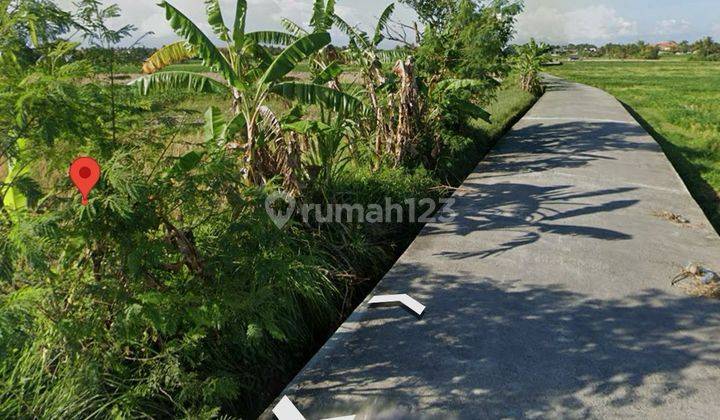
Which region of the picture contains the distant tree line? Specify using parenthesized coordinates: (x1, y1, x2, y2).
(69, 46, 155, 70)
(548, 37, 720, 61)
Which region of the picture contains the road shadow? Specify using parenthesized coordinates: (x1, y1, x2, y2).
(542, 76, 575, 92)
(480, 120, 659, 176)
(427, 182, 637, 260)
(621, 102, 720, 234)
(416, 120, 675, 258)
(290, 263, 720, 419)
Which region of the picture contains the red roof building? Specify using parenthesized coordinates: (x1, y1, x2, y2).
(656, 41, 678, 51)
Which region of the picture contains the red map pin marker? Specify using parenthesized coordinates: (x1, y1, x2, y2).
(69, 157, 101, 206)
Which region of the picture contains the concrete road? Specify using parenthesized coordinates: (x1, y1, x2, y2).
(263, 76, 720, 419)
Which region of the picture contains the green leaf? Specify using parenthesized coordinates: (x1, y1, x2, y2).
(246, 31, 298, 46)
(160, 1, 239, 86)
(205, 0, 230, 42)
(241, 37, 273, 68)
(271, 81, 364, 114)
(373, 3, 395, 46)
(283, 119, 331, 134)
(260, 32, 331, 84)
(2, 138, 30, 213)
(129, 71, 229, 95)
(27, 19, 38, 48)
(457, 101, 491, 123)
(266, 321, 287, 341)
(222, 113, 247, 141)
(246, 323, 262, 342)
(283, 120, 313, 134)
(203, 106, 227, 143)
(436, 78, 487, 92)
(170, 151, 204, 176)
(2, 176, 28, 213)
(312, 62, 343, 85)
(281, 18, 308, 37)
(332, 14, 370, 49)
(232, 0, 248, 46)
(2, 172, 42, 214)
(309, 0, 326, 31)
(325, 0, 336, 20)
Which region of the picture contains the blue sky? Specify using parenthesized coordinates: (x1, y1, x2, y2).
(57, 0, 720, 47)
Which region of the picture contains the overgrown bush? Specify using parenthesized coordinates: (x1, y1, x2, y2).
(0, 0, 537, 417)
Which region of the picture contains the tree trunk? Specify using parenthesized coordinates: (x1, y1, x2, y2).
(231, 87, 241, 115)
(393, 56, 419, 166)
(368, 81, 387, 169)
(245, 122, 258, 185)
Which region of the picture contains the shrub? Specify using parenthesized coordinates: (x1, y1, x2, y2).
(0, 0, 534, 418)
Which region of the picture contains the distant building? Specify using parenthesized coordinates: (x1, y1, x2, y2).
(655, 41, 678, 52)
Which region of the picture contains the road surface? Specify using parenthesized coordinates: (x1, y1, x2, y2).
(264, 75, 720, 419)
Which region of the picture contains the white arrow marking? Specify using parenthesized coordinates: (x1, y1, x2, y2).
(273, 396, 355, 420)
(368, 294, 425, 317)
(273, 396, 305, 420)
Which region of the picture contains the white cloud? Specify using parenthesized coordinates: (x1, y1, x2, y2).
(54, 0, 418, 47)
(654, 19, 691, 36)
(515, 4, 638, 44)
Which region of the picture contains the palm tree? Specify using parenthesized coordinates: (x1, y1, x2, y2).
(131, 0, 363, 189)
(693, 36, 718, 59)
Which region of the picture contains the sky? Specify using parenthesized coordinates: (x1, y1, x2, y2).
(56, 0, 720, 47)
(516, 0, 720, 45)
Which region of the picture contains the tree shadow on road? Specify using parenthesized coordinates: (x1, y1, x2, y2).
(289, 263, 720, 419)
(478, 120, 660, 176)
(427, 182, 637, 260)
(266, 110, 720, 420)
(418, 119, 679, 259)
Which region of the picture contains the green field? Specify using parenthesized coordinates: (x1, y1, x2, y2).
(549, 60, 720, 229)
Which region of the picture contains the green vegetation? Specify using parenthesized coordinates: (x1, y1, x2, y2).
(549, 37, 720, 61)
(0, 0, 535, 417)
(549, 60, 720, 230)
(512, 38, 551, 95)
(161, 60, 210, 73)
(595, 41, 661, 60)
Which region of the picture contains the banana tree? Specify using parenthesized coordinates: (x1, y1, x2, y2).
(130, 0, 363, 188)
(332, 3, 404, 166)
(280, 0, 372, 173)
(282, 0, 343, 90)
(513, 38, 551, 94)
